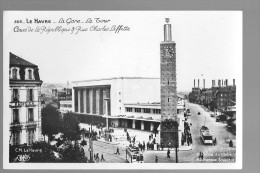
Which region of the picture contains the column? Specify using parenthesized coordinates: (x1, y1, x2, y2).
(80, 90, 84, 113)
(141, 121, 144, 130)
(99, 89, 103, 115)
(86, 89, 90, 113)
(92, 89, 96, 114)
(96, 89, 99, 115)
(77, 90, 81, 113)
(83, 89, 87, 113)
(150, 122, 154, 131)
(103, 89, 107, 114)
(89, 89, 93, 114)
(132, 120, 136, 129)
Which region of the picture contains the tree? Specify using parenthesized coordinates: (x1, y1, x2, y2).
(60, 112, 81, 142)
(42, 104, 61, 143)
(29, 141, 59, 162)
(59, 141, 87, 162)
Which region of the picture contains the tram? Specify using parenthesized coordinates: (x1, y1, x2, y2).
(126, 146, 144, 163)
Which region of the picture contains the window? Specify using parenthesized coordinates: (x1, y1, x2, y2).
(153, 109, 161, 114)
(134, 108, 141, 113)
(13, 109, 19, 123)
(28, 69, 32, 79)
(12, 68, 18, 79)
(12, 89, 19, 102)
(126, 108, 132, 112)
(27, 89, 34, 101)
(28, 129, 34, 145)
(28, 108, 34, 121)
(144, 108, 151, 113)
(12, 132, 20, 145)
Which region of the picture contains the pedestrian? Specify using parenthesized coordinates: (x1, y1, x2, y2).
(198, 152, 202, 161)
(147, 142, 150, 150)
(153, 138, 156, 144)
(161, 143, 164, 150)
(101, 154, 105, 161)
(157, 143, 159, 150)
(201, 152, 204, 161)
(229, 140, 233, 147)
(214, 138, 217, 145)
(167, 148, 170, 158)
(155, 156, 158, 163)
(143, 141, 146, 151)
(116, 147, 120, 155)
(96, 153, 99, 162)
(151, 133, 153, 139)
(187, 139, 190, 146)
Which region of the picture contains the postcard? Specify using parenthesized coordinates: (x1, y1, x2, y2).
(3, 11, 242, 169)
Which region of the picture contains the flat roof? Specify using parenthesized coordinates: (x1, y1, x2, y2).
(72, 77, 160, 83)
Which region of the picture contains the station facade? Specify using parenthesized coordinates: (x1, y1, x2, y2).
(71, 77, 185, 144)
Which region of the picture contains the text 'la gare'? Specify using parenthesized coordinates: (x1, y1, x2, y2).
(58, 18, 111, 25)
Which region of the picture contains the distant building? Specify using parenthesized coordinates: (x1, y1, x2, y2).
(59, 100, 72, 114)
(189, 79, 236, 111)
(52, 88, 72, 101)
(9, 52, 43, 146)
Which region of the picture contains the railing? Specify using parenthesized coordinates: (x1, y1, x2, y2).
(9, 101, 37, 107)
(25, 121, 37, 127)
(10, 121, 22, 126)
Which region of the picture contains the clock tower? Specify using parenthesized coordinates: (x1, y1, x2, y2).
(160, 18, 179, 148)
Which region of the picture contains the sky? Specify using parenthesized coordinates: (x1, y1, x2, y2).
(4, 11, 242, 91)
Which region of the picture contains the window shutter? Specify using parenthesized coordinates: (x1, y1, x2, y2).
(11, 89, 13, 102)
(32, 89, 34, 101)
(26, 89, 29, 101)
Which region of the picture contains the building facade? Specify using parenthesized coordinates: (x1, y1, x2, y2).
(189, 79, 236, 112)
(9, 52, 43, 146)
(71, 77, 185, 144)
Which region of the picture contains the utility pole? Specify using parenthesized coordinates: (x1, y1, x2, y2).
(89, 127, 93, 163)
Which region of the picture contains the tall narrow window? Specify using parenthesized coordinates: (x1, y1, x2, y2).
(28, 129, 34, 145)
(13, 109, 19, 123)
(12, 68, 17, 79)
(12, 132, 20, 145)
(27, 89, 34, 101)
(28, 108, 34, 121)
(13, 89, 19, 102)
(28, 69, 32, 79)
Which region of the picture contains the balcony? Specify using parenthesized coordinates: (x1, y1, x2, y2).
(10, 121, 23, 131)
(25, 121, 37, 129)
(25, 101, 36, 107)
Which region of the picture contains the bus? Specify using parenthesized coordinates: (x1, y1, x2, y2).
(126, 146, 144, 163)
(200, 126, 213, 145)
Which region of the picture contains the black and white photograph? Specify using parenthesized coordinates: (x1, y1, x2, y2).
(3, 11, 242, 169)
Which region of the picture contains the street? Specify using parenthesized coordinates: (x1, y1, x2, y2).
(81, 101, 236, 163)
(143, 101, 236, 163)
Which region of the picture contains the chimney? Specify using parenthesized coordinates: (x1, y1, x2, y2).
(198, 79, 200, 88)
(233, 79, 235, 86)
(203, 79, 205, 89)
(194, 79, 195, 88)
(164, 18, 172, 42)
